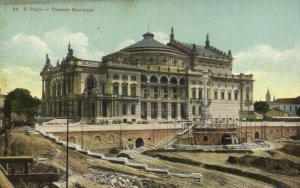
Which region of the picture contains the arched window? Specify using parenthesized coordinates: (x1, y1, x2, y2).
(87, 77, 95, 95)
(150, 76, 158, 98)
(170, 77, 177, 99)
(113, 83, 119, 95)
(203, 136, 208, 142)
(122, 83, 128, 96)
(160, 76, 168, 99)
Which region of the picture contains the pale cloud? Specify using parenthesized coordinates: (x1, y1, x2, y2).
(234, 45, 300, 101)
(152, 31, 169, 44)
(44, 27, 104, 61)
(3, 27, 106, 97)
(116, 39, 136, 51)
(8, 33, 51, 62)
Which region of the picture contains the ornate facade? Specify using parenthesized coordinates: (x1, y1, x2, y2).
(40, 28, 254, 124)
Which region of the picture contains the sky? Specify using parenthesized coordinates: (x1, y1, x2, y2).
(0, 0, 299, 101)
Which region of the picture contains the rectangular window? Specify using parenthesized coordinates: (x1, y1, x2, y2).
(192, 90, 196, 99)
(130, 86, 136, 97)
(246, 93, 250, 101)
(290, 106, 292, 111)
(113, 85, 119, 95)
(161, 102, 168, 119)
(221, 92, 225, 100)
(141, 102, 147, 119)
(122, 85, 128, 96)
(142, 85, 147, 98)
(151, 102, 158, 119)
(192, 106, 195, 115)
(101, 84, 105, 94)
(172, 87, 177, 99)
(234, 92, 238, 100)
(122, 104, 127, 115)
(131, 104, 136, 115)
(214, 91, 218, 99)
(163, 87, 168, 99)
(199, 90, 203, 99)
(228, 93, 232, 100)
(171, 102, 177, 119)
(153, 86, 158, 98)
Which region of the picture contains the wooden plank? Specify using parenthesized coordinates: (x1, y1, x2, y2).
(0, 164, 8, 175)
(0, 157, 33, 163)
(7, 173, 59, 182)
(0, 170, 14, 188)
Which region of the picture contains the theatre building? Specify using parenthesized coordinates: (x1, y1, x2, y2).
(40, 28, 254, 124)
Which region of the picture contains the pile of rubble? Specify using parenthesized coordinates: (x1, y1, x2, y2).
(83, 169, 176, 188)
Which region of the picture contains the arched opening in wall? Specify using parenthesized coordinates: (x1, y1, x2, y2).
(221, 134, 232, 145)
(93, 135, 101, 144)
(87, 77, 95, 94)
(135, 138, 144, 148)
(108, 135, 116, 143)
(255, 132, 260, 139)
(203, 136, 208, 142)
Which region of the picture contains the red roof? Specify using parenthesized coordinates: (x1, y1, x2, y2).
(272, 96, 300, 104)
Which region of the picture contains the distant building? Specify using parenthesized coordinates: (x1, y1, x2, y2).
(269, 96, 300, 117)
(265, 88, 271, 102)
(265, 108, 288, 118)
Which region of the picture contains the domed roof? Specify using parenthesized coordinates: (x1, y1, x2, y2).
(121, 32, 174, 51)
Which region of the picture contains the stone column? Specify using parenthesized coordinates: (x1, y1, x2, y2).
(96, 100, 101, 120)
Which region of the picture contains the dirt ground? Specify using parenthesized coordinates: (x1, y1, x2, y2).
(140, 142, 300, 188)
(1, 128, 300, 188)
(0, 130, 180, 188)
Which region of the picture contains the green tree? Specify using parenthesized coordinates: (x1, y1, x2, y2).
(296, 107, 300, 117)
(254, 101, 269, 114)
(4, 88, 41, 123)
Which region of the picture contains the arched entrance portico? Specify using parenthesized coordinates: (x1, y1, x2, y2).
(135, 138, 144, 148)
(255, 132, 260, 139)
(221, 134, 232, 145)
